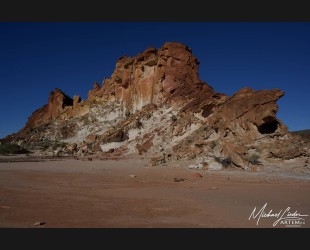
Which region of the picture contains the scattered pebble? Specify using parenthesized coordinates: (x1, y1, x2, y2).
(129, 175, 137, 178)
(193, 173, 203, 178)
(174, 178, 184, 182)
(34, 221, 46, 227)
(188, 164, 203, 170)
(209, 187, 219, 190)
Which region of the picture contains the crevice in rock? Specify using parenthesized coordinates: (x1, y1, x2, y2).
(201, 104, 214, 118)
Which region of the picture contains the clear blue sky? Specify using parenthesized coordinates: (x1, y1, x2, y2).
(0, 22, 309, 138)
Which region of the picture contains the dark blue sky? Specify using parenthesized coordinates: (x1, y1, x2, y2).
(0, 22, 309, 138)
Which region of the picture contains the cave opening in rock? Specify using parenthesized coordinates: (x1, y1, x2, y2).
(257, 120, 279, 134)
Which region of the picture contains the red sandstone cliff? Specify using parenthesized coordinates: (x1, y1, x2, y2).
(3, 42, 307, 168)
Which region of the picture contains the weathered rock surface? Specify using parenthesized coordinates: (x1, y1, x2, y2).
(2, 42, 309, 169)
(23, 88, 73, 130)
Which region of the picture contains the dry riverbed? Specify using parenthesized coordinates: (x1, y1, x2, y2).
(0, 154, 309, 228)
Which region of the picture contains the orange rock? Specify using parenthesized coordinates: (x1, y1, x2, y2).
(193, 173, 203, 178)
(22, 88, 73, 131)
(4, 41, 306, 167)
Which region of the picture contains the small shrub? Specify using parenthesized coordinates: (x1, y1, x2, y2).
(210, 141, 217, 149)
(222, 156, 232, 167)
(52, 142, 67, 150)
(215, 156, 232, 168)
(125, 110, 131, 118)
(0, 143, 29, 155)
(136, 119, 143, 129)
(249, 154, 260, 164)
(27, 141, 52, 151)
(171, 115, 177, 122)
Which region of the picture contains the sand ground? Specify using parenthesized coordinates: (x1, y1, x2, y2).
(0, 155, 309, 228)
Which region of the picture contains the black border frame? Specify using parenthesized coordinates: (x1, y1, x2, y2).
(0, 1, 309, 247)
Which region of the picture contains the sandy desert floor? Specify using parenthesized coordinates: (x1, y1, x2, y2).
(0, 154, 309, 228)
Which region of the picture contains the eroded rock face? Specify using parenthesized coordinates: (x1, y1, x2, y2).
(48, 88, 73, 119)
(73, 95, 81, 108)
(208, 87, 287, 143)
(23, 88, 73, 131)
(88, 81, 102, 100)
(17, 42, 227, 133)
(2, 41, 308, 169)
(92, 42, 218, 114)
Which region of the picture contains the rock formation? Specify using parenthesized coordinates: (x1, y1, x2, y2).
(23, 88, 73, 131)
(2, 42, 309, 169)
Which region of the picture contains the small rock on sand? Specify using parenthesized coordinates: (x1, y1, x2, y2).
(173, 178, 184, 182)
(34, 221, 46, 227)
(193, 173, 203, 178)
(188, 164, 203, 170)
(129, 175, 137, 178)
